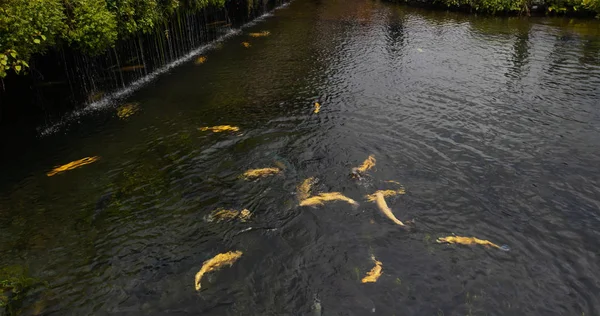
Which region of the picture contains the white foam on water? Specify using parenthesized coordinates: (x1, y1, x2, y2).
(39, 1, 292, 137)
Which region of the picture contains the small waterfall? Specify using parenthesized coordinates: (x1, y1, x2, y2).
(0, 0, 287, 135)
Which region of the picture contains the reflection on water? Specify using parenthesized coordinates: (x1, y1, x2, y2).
(2, 0, 600, 314)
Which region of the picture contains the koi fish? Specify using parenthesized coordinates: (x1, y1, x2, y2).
(117, 103, 139, 119)
(385, 180, 402, 185)
(297, 177, 316, 201)
(198, 125, 240, 132)
(365, 189, 405, 202)
(47, 156, 100, 177)
(241, 167, 281, 180)
(195, 56, 207, 64)
(206, 20, 229, 26)
(116, 65, 145, 72)
(299, 192, 358, 207)
(374, 192, 405, 226)
(242, 42, 251, 48)
(352, 155, 375, 178)
(249, 31, 270, 37)
(314, 102, 321, 114)
(195, 251, 243, 290)
(207, 208, 251, 222)
(361, 255, 382, 283)
(436, 236, 509, 251)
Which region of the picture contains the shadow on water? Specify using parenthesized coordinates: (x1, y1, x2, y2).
(1, 0, 600, 315)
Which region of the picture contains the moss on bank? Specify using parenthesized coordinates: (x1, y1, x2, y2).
(0, 0, 227, 78)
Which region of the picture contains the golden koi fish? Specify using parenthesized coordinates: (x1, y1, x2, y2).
(352, 155, 375, 176)
(47, 156, 100, 177)
(195, 251, 243, 290)
(195, 56, 207, 64)
(374, 192, 405, 226)
(436, 236, 504, 249)
(249, 31, 270, 37)
(299, 192, 358, 207)
(117, 103, 139, 119)
(365, 189, 406, 202)
(296, 177, 315, 201)
(314, 102, 321, 114)
(206, 20, 228, 26)
(241, 167, 281, 180)
(198, 125, 240, 132)
(208, 208, 251, 222)
(242, 42, 251, 48)
(361, 255, 382, 283)
(116, 65, 145, 72)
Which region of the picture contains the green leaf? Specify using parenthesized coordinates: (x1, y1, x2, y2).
(10, 52, 16, 58)
(41, 35, 47, 41)
(33, 38, 41, 44)
(15, 65, 21, 72)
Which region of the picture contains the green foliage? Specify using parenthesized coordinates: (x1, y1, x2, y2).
(391, 0, 600, 14)
(0, 0, 65, 77)
(436, 0, 528, 13)
(546, 0, 600, 14)
(0, 0, 228, 78)
(63, 0, 118, 53)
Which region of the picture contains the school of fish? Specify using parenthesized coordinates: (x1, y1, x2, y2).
(42, 35, 509, 299)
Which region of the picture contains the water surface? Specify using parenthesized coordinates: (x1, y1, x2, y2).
(2, 0, 600, 315)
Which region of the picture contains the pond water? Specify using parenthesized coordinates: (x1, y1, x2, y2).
(1, 0, 600, 315)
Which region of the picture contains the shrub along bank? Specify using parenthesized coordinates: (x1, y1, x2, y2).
(0, 0, 226, 78)
(386, 0, 600, 16)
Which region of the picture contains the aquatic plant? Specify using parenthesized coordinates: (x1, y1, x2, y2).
(0, 265, 40, 313)
(195, 250, 242, 290)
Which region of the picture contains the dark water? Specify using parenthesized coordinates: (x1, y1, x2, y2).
(2, 0, 600, 315)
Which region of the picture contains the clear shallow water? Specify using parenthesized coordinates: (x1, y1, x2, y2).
(2, 0, 600, 315)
